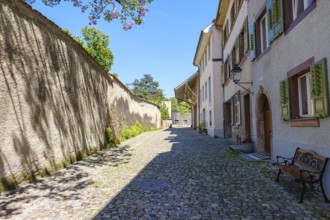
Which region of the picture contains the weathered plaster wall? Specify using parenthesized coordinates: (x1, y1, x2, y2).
(0, 0, 160, 191)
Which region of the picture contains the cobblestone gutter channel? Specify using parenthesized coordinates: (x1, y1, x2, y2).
(0, 128, 330, 219)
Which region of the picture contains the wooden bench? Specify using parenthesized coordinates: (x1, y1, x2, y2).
(273, 147, 329, 203)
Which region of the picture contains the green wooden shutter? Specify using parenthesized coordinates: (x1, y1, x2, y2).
(237, 90, 241, 125)
(266, 0, 274, 43)
(231, 97, 234, 125)
(273, 0, 284, 39)
(235, 38, 240, 64)
(280, 79, 291, 121)
(244, 18, 249, 54)
(249, 23, 256, 61)
(311, 58, 329, 118)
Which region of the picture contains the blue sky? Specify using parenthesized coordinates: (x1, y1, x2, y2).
(28, 1, 219, 98)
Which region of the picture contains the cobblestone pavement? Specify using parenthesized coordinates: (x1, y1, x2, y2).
(1, 127, 330, 219)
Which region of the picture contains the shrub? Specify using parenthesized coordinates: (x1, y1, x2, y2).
(105, 127, 118, 148)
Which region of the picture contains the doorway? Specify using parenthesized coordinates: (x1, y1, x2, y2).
(224, 103, 232, 138)
(256, 92, 272, 154)
(244, 94, 251, 138)
(263, 99, 271, 153)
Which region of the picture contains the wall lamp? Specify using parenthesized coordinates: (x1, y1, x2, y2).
(231, 64, 253, 95)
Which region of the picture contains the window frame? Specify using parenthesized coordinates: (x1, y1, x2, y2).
(292, 0, 313, 20)
(297, 72, 312, 117)
(285, 0, 316, 34)
(259, 13, 269, 53)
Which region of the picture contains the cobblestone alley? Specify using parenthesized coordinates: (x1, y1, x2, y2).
(1, 127, 330, 219)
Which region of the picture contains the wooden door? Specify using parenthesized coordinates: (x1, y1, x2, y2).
(264, 110, 272, 153)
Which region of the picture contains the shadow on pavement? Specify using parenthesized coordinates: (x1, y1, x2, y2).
(94, 127, 330, 219)
(0, 145, 132, 218)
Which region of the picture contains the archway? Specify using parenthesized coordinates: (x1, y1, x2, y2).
(256, 88, 272, 154)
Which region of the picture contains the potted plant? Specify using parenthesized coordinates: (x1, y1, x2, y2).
(198, 121, 207, 135)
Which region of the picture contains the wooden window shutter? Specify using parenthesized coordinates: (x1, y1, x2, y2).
(311, 58, 329, 118)
(237, 90, 241, 125)
(228, 55, 232, 79)
(231, 97, 234, 125)
(273, 0, 284, 39)
(244, 18, 249, 54)
(280, 79, 291, 121)
(235, 38, 240, 64)
(249, 23, 256, 61)
(266, 0, 275, 43)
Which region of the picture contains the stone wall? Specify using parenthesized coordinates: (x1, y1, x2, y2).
(0, 0, 160, 191)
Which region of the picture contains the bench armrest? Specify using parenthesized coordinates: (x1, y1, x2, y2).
(273, 156, 294, 166)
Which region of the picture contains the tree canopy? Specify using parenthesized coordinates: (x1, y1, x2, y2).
(65, 27, 114, 72)
(170, 97, 190, 116)
(130, 74, 164, 104)
(26, 0, 153, 30)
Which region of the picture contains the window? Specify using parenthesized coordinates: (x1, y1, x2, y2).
(205, 82, 207, 100)
(292, 0, 313, 20)
(260, 14, 269, 53)
(224, 20, 229, 44)
(224, 59, 230, 83)
(283, 0, 315, 34)
(236, 19, 249, 64)
(280, 58, 329, 123)
(298, 73, 312, 116)
(203, 109, 206, 124)
(231, 91, 241, 126)
(252, 8, 270, 58)
(201, 86, 204, 102)
(209, 111, 212, 126)
(208, 77, 211, 104)
(230, 3, 235, 30)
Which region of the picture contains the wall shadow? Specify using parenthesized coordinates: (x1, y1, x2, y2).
(0, 145, 132, 218)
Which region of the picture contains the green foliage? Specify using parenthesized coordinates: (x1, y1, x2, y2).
(120, 121, 155, 141)
(64, 27, 114, 72)
(105, 127, 118, 148)
(160, 104, 170, 120)
(131, 74, 165, 104)
(26, 0, 153, 30)
(106, 121, 159, 147)
(170, 97, 190, 116)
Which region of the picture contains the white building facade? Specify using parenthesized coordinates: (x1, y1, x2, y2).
(216, 0, 253, 143)
(194, 23, 224, 138)
(248, 0, 330, 197)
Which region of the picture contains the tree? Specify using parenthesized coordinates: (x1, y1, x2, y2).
(131, 74, 164, 104)
(170, 97, 190, 116)
(65, 27, 114, 72)
(26, 0, 153, 30)
(160, 105, 169, 120)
